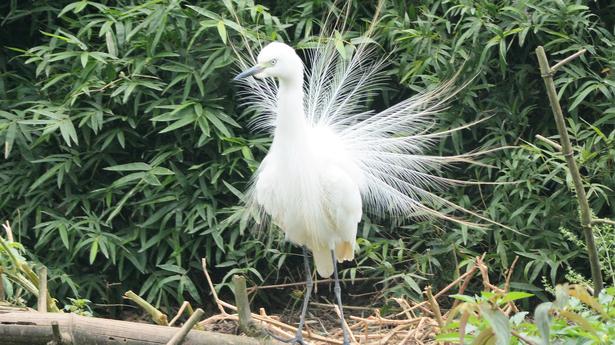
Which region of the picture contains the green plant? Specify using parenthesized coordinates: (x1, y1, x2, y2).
(440, 284, 615, 344)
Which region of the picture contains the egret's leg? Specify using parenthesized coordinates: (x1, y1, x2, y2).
(332, 250, 350, 345)
(268, 246, 312, 344)
(294, 245, 313, 342)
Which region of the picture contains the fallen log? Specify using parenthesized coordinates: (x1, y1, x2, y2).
(0, 312, 279, 345)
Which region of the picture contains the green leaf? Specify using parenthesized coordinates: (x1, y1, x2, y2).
(501, 291, 533, 303)
(4, 123, 16, 158)
(216, 20, 227, 44)
(478, 303, 510, 345)
(89, 239, 99, 264)
(157, 264, 187, 275)
(105, 163, 152, 172)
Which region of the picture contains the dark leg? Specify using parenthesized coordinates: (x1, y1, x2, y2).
(268, 246, 313, 344)
(294, 246, 313, 341)
(332, 250, 350, 345)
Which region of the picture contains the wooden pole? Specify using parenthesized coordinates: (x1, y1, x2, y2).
(535, 46, 603, 295)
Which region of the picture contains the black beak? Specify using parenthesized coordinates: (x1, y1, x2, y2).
(233, 65, 265, 81)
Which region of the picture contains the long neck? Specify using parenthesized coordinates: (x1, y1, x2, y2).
(273, 77, 307, 145)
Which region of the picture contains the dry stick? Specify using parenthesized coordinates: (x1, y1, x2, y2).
(124, 290, 169, 325)
(333, 305, 358, 344)
(535, 134, 562, 151)
(399, 255, 483, 318)
(2, 221, 14, 242)
(535, 46, 603, 295)
(424, 286, 444, 330)
(201, 259, 227, 315)
(504, 256, 520, 293)
(246, 277, 375, 294)
(449, 262, 480, 312)
(592, 218, 615, 226)
(169, 301, 190, 327)
(165, 308, 204, 345)
(37, 266, 47, 313)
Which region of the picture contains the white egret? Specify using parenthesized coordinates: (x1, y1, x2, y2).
(232, 23, 487, 345)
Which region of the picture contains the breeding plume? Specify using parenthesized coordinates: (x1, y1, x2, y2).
(233, 32, 480, 345)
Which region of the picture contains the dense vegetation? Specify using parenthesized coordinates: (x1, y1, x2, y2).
(1, 0, 614, 318)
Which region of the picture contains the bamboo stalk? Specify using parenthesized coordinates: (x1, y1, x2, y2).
(535, 46, 603, 295)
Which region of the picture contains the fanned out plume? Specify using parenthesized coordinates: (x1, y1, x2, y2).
(226, 1, 507, 229)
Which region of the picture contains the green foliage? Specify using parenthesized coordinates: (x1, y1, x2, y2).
(440, 284, 615, 344)
(0, 0, 614, 309)
(0, 226, 61, 312)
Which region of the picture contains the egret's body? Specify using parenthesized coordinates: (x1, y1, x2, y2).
(234, 39, 473, 344)
(256, 91, 362, 277)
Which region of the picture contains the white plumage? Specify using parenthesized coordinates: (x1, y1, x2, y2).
(234, 39, 472, 278)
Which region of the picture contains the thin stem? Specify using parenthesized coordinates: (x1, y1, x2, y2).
(165, 308, 204, 345)
(551, 49, 586, 72)
(535, 46, 603, 295)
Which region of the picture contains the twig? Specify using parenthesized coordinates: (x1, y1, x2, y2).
(333, 305, 358, 344)
(165, 308, 204, 345)
(424, 286, 444, 330)
(37, 266, 47, 313)
(551, 49, 586, 72)
(504, 256, 520, 293)
(201, 259, 227, 315)
(535, 134, 562, 151)
(123, 290, 168, 325)
(2, 221, 13, 242)
(592, 218, 615, 226)
(246, 277, 375, 294)
(169, 301, 189, 327)
(311, 302, 376, 312)
(536, 46, 603, 295)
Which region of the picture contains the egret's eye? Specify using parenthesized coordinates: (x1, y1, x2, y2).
(270, 59, 278, 66)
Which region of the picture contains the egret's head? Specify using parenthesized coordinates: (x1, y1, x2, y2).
(234, 42, 303, 82)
